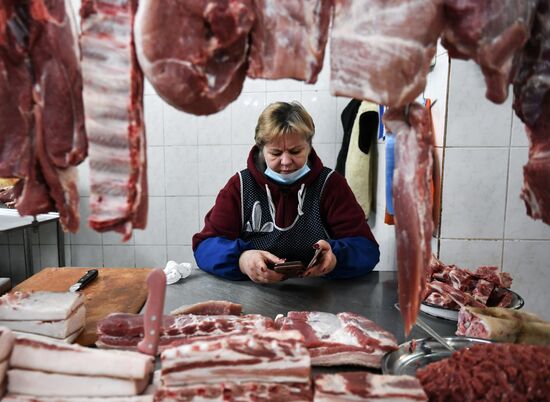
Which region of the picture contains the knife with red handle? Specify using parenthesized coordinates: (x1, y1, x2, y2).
(137, 268, 166, 356)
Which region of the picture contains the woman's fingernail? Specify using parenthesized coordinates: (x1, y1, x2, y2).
(260, 267, 266, 272)
(313, 243, 320, 249)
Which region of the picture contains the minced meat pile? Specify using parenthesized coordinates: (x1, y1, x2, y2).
(416, 343, 550, 401)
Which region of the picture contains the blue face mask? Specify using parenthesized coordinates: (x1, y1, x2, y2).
(265, 163, 311, 185)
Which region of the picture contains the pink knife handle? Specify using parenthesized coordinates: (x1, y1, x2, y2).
(137, 268, 166, 356)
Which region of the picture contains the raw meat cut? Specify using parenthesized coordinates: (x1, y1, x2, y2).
(0, 304, 85, 339)
(0, 0, 33, 185)
(424, 291, 457, 309)
(442, 0, 538, 103)
(457, 306, 550, 345)
(275, 311, 397, 367)
(96, 313, 276, 352)
(0, 292, 84, 321)
(330, 0, 444, 107)
(247, 0, 331, 83)
(27, 0, 87, 232)
(160, 330, 310, 387)
(170, 300, 242, 316)
(3, 395, 154, 402)
(10, 336, 154, 379)
(80, 0, 147, 240)
(0, 327, 14, 395)
(7, 369, 149, 397)
(0, 0, 86, 231)
(473, 265, 512, 288)
(314, 372, 427, 402)
(383, 104, 434, 335)
(416, 343, 550, 402)
(428, 280, 484, 308)
(155, 382, 312, 402)
(513, 1, 550, 225)
(134, 0, 254, 115)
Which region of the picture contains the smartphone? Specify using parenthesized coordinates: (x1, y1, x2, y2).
(307, 248, 324, 269)
(269, 261, 306, 277)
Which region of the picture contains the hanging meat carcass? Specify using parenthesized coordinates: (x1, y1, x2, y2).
(330, 0, 444, 107)
(80, 0, 147, 240)
(513, 0, 550, 225)
(442, 0, 538, 103)
(247, 0, 331, 83)
(383, 104, 435, 335)
(0, 0, 86, 232)
(134, 0, 255, 115)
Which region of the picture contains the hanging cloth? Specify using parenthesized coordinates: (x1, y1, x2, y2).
(384, 132, 395, 225)
(336, 99, 362, 175)
(344, 101, 379, 217)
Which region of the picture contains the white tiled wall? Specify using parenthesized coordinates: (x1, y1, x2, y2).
(441, 60, 550, 320)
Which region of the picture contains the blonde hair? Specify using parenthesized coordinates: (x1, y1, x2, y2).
(254, 101, 315, 148)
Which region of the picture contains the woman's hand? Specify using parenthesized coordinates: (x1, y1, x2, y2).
(239, 250, 286, 283)
(302, 240, 337, 277)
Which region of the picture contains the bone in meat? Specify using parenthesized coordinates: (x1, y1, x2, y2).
(155, 382, 312, 402)
(134, 0, 254, 115)
(80, 0, 147, 240)
(247, 0, 331, 84)
(383, 104, 434, 335)
(330, 0, 444, 107)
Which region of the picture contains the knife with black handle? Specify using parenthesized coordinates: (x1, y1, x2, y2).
(69, 269, 99, 292)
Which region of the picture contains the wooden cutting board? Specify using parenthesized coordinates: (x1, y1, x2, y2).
(13, 267, 152, 346)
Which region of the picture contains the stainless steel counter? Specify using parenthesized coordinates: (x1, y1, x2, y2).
(164, 269, 456, 344)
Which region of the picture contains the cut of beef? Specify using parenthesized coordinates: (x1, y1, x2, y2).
(247, 0, 331, 84)
(314, 372, 427, 402)
(428, 280, 484, 308)
(134, 0, 254, 115)
(473, 265, 512, 288)
(160, 330, 310, 387)
(275, 311, 397, 368)
(416, 343, 550, 401)
(442, 0, 538, 103)
(383, 104, 435, 335)
(80, 0, 147, 241)
(170, 300, 242, 316)
(331, 0, 444, 107)
(96, 313, 276, 353)
(155, 382, 312, 402)
(513, 1, 550, 225)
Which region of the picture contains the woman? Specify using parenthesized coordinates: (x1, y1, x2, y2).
(192, 101, 379, 283)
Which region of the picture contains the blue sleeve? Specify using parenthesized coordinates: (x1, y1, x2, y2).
(194, 237, 253, 280)
(325, 236, 380, 279)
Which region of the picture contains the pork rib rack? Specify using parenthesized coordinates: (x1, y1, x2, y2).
(80, 0, 147, 240)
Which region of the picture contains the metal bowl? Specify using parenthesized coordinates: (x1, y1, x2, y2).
(381, 336, 493, 375)
(420, 288, 524, 321)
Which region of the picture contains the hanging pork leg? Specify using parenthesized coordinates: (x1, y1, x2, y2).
(383, 103, 435, 335)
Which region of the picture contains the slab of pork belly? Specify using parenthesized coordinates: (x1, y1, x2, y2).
(0, 292, 84, 321)
(10, 337, 154, 379)
(0, 327, 15, 362)
(0, 304, 85, 339)
(155, 382, 312, 402)
(160, 330, 310, 387)
(314, 372, 427, 402)
(2, 395, 154, 402)
(7, 369, 149, 397)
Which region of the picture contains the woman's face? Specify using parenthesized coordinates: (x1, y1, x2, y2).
(262, 132, 310, 174)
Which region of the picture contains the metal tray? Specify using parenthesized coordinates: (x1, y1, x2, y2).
(420, 288, 525, 321)
(381, 336, 493, 376)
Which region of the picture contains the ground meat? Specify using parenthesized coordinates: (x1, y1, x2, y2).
(416, 344, 550, 401)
